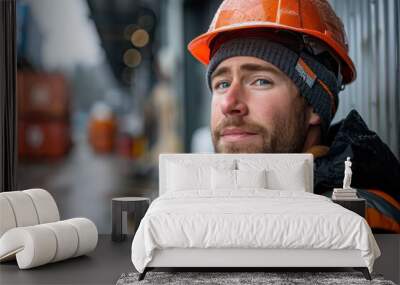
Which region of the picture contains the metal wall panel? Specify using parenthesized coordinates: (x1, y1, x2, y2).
(330, 0, 400, 159)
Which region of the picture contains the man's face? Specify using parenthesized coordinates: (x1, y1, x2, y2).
(210, 56, 309, 153)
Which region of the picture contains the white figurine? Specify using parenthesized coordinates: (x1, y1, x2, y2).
(343, 157, 353, 189)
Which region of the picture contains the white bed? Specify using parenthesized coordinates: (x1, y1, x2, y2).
(131, 154, 380, 280)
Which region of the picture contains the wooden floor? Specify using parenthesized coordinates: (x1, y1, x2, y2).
(0, 235, 133, 285)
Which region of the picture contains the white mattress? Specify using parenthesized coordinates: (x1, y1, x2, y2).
(131, 190, 380, 273)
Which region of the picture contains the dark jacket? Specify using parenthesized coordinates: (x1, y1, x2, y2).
(314, 109, 400, 201)
(314, 110, 400, 233)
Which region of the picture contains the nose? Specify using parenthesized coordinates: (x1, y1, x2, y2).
(220, 81, 248, 117)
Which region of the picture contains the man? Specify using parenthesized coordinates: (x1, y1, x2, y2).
(188, 0, 400, 233)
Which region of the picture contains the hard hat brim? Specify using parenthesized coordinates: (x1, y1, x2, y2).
(188, 23, 356, 84)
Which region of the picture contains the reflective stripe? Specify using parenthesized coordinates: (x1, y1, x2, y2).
(317, 78, 337, 114)
(295, 57, 337, 114)
(295, 58, 316, 88)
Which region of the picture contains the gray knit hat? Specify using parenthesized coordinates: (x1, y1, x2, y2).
(207, 37, 340, 141)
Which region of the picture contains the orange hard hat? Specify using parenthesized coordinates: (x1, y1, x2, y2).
(188, 0, 356, 84)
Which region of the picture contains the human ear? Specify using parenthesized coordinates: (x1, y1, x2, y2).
(307, 106, 321, 126)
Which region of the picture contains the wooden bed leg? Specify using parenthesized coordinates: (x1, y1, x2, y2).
(138, 268, 148, 281)
(354, 267, 371, 280)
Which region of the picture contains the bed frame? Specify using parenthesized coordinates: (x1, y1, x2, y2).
(138, 154, 371, 281)
(140, 248, 371, 280)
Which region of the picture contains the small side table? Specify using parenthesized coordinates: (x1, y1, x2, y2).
(112, 197, 150, 242)
(332, 198, 366, 218)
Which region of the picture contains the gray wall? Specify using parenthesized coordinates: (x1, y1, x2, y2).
(330, 0, 400, 159)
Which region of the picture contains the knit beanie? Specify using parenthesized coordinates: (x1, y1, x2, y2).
(206, 37, 340, 141)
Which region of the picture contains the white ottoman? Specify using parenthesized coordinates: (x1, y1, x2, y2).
(0, 189, 98, 269)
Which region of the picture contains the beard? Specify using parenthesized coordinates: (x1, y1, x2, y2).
(212, 106, 308, 154)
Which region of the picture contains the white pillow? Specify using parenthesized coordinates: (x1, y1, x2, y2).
(238, 159, 308, 191)
(166, 159, 236, 192)
(211, 168, 267, 190)
(211, 168, 236, 190)
(267, 161, 307, 191)
(167, 162, 210, 191)
(236, 169, 267, 189)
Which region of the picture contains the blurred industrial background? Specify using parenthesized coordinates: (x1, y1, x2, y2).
(15, 0, 399, 234)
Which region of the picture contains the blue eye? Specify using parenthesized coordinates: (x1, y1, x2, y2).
(214, 81, 231, 90)
(254, 79, 271, 86)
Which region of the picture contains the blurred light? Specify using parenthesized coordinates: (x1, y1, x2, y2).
(123, 24, 138, 41)
(138, 15, 154, 30)
(123, 49, 142, 67)
(130, 29, 149, 48)
(121, 67, 133, 85)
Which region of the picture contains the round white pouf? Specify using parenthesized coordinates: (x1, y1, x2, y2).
(65, 218, 98, 257)
(23, 189, 60, 223)
(0, 195, 17, 237)
(0, 218, 98, 269)
(42, 221, 79, 262)
(0, 191, 39, 227)
(0, 225, 57, 269)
